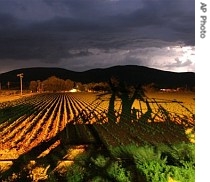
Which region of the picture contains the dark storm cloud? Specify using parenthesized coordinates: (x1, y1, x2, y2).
(105, 0, 195, 44)
(0, 0, 195, 72)
(0, 28, 69, 61)
(0, 13, 19, 30)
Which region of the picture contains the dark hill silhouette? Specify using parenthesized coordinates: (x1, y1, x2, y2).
(0, 65, 194, 89)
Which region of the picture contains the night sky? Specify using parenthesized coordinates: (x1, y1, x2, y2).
(0, 0, 195, 73)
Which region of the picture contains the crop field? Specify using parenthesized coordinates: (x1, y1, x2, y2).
(0, 92, 195, 181)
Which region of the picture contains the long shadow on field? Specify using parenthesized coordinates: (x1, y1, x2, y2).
(96, 87, 194, 145)
(0, 121, 106, 181)
(0, 130, 62, 180)
(96, 78, 194, 127)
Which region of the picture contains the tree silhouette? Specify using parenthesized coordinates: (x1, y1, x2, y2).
(107, 78, 118, 122)
(29, 80, 38, 92)
(108, 77, 146, 122)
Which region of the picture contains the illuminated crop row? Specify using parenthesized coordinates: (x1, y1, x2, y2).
(0, 92, 194, 160)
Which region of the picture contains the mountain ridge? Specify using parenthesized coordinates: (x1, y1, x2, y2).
(0, 65, 195, 89)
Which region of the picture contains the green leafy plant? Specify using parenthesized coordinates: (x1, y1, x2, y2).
(91, 154, 109, 168)
(107, 161, 131, 182)
(66, 164, 85, 182)
(110, 144, 194, 182)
